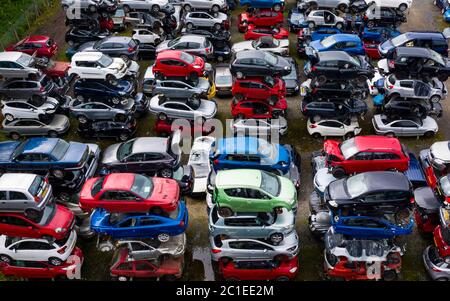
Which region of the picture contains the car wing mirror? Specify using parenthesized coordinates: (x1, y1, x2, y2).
(263, 249, 268, 253)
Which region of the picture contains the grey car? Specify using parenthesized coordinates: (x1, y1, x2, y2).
(299, 0, 350, 11)
(152, 78, 210, 99)
(69, 98, 136, 123)
(149, 94, 217, 120)
(372, 114, 438, 137)
(214, 63, 232, 97)
(0, 76, 57, 100)
(209, 206, 294, 244)
(156, 35, 214, 59)
(423, 245, 450, 281)
(184, 11, 228, 30)
(209, 231, 299, 262)
(115, 234, 186, 259)
(230, 117, 288, 136)
(181, 0, 227, 12)
(77, 36, 140, 61)
(384, 75, 447, 103)
(2, 115, 70, 140)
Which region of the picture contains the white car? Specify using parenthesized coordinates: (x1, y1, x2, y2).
(368, 0, 412, 11)
(0, 52, 42, 80)
(187, 136, 215, 194)
(301, 0, 350, 11)
(68, 52, 139, 85)
(313, 168, 337, 195)
(181, 0, 227, 12)
(231, 37, 289, 56)
(367, 68, 383, 95)
(62, 0, 103, 12)
(307, 118, 362, 138)
(305, 10, 345, 29)
(2, 96, 59, 122)
(230, 117, 288, 136)
(119, 0, 169, 13)
(0, 230, 77, 266)
(132, 28, 163, 45)
(184, 11, 228, 30)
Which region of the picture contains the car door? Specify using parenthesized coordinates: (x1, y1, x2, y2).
(92, 102, 113, 120)
(13, 241, 47, 261)
(319, 120, 345, 136)
(123, 153, 146, 173)
(252, 82, 269, 99)
(133, 260, 157, 278)
(136, 216, 163, 237)
(11, 260, 49, 278)
(251, 101, 271, 118)
(97, 42, 115, 56)
(399, 80, 414, 97)
(227, 240, 254, 260)
(4, 81, 27, 99)
(346, 151, 373, 173)
(115, 216, 139, 238)
(142, 152, 167, 174)
(0, 215, 36, 237)
(338, 60, 358, 79)
(129, 242, 160, 260)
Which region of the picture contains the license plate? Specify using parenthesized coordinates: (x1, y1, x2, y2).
(300, 86, 306, 95)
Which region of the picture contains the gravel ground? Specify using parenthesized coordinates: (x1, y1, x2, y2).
(21, 0, 450, 281)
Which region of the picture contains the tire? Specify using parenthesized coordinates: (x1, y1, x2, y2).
(52, 169, 64, 179)
(336, 22, 344, 30)
(357, 75, 368, 85)
(308, 21, 315, 29)
(273, 4, 281, 11)
(49, 257, 63, 266)
(150, 206, 163, 215)
(117, 276, 129, 281)
(234, 93, 244, 101)
(4, 114, 14, 122)
(344, 132, 355, 139)
(312, 132, 321, 139)
(382, 270, 397, 281)
(366, 20, 375, 28)
(189, 72, 198, 81)
(317, 75, 327, 85)
(436, 277, 449, 281)
(430, 95, 441, 103)
(115, 114, 126, 122)
(214, 23, 222, 30)
(268, 95, 278, 106)
(384, 132, 395, 137)
(58, 192, 71, 203)
(118, 132, 129, 142)
(184, 4, 192, 12)
(236, 113, 245, 119)
(48, 131, 58, 138)
(88, 5, 97, 13)
(424, 131, 435, 138)
(269, 233, 284, 244)
(186, 22, 194, 29)
(276, 276, 290, 281)
(438, 74, 449, 81)
(158, 113, 167, 121)
(41, 235, 53, 241)
(162, 275, 177, 281)
(274, 255, 286, 262)
(152, 4, 160, 13)
(331, 167, 346, 178)
(398, 3, 408, 11)
(78, 115, 88, 124)
(218, 207, 233, 217)
(112, 97, 120, 105)
(220, 257, 232, 264)
(211, 4, 220, 12)
(119, 55, 129, 63)
(159, 168, 173, 178)
(155, 72, 164, 80)
(157, 233, 170, 243)
(10, 132, 20, 140)
(106, 74, 118, 86)
(76, 94, 85, 102)
(0, 254, 12, 263)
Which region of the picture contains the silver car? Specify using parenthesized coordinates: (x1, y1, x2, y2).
(69, 98, 136, 123)
(152, 78, 210, 99)
(372, 114, 438, 137)
(1, 96, 59, 122)
(181, 0, 227, 12)
(184, 11, 228, 30)
(0, 52, 43, 80)
(209, 231, 299, 262)
(120, 0, 168, 13)
(214, 63, 232, 97)
(305, 10, 345, 29)
(149, 94, 217, 120)
(156, 35, 214, 59)
(209, 206, 294, 244)
(423, 245, 450, 281)
(2, 115, 70, 140)
(116, 234, 186, 259)
(230, 117, 288, 136)
(384, 75, 447, 103)
(299, 0, 350, 11)
(0, 76, 56, 100)
(232, 37, 289, 56)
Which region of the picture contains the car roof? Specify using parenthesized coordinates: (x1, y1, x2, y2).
(0, 51, 26, 62)
(404, 31, 444, 39)
(178, 35, 206, 42)
(0, 173, 38, 191)
(132, 137, 168, 154)
(330, 34, 361, 42)
(216, 169, 262, 188)
(235, 50, 265, 59)
(319, 50, 352, 62)
(353, 171, 411, 193)
(395, 46, 433, 58)
(353, 136, 403, 152)
(21, 138, 62, 155)
(102, 36, 132, 43)
(217, 136, 263, 155)
(157, 50, 184, 59)
(21, 35, 50, 43)
(430, 141, 450, 162)
(103, 173, 135, 191)
(72, 51, 104, 61)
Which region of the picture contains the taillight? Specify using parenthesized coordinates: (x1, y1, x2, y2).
(205, 47, 211, 53)
(311, 66, 317, 72)
(212, 249, 221, 254)
(213, 159, 219, 165)
(388, 60, 395, 68)
(128, 47, 135, 53)
(364, 15, 368, 20)
(34, 196, 41, 203)
(40, 86, 45, 92)
(57, 246, 67, 254)
(179, 220, 185, 227)
(410, 197, 415, 204)
(388, 85, 394, 89)
(432, 266, 441, 272)
(309, 124, 317, 128)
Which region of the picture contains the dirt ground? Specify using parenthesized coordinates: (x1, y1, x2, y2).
(25, 0, 450, 280)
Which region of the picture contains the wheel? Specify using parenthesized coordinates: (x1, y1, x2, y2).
(118, 132, 129, 141)
(117, 276, 129, 281)
(88, 5, 97, 13)
(155, 72, 164, 80)
(58, 192, 71, 203)
(273, 4, 281, 11)
(76, 94, 85, 102)
(211, 4, 220, 12)
(189, 72, 198, 81)
(308, 21, 315, 29)
(331, 167, 346, 178)
(98, 241, 114, 252)
(344, 132, 355, 139)
(183, 4, 192, 12)
(41, 235, 53, 241)
(336, 22, 344, 30)
(338, 4, 347, 12)
(186, 22, 194, 29)
(268, 95, 278, 106)
(159, 168, 173, 178)
(312, 132, 321, 139)
(424, 131, 435, 138)
(357, 75, 368, 84)
(4, 114, 14, 122)
(162, 275, 177, 281)
(214, 23, 222, 30)
(115, 114, 126, 122)
(78, 115, 88, 124)
(366, 20, 375, 28)
(106, 74, 118, 86)
(10, 132, 20, 140)
(157, 233, 170, 243)
(111, 97, 120, 105)
(384, 132, 395, 137)
(382, 270, 398, 281)
(317, 75, 327, 85)
(152, 4, 160, 13)
(435, 277, 449, 281)
(123, 5, 131, 13)
(269, 233, 284, 244)
(276, 276, 290, 281)
(119, 55, 129, 62)
(234, 93, 244, 101)
(430, 95, 441, 103)
(438, 74, 449, 81)
(218, 207, 233, 217)
(0, 254, 12, 263)
(235, 71, 244, 79)
(52, 169, 64, 179)
(274, 255, 286, 262)
(398, 3, 408, 11)
(150, 206, 163, 215)
(49, 257, 63, 266)
(158, 113, 167, 121)
(220, 257, 232, 264)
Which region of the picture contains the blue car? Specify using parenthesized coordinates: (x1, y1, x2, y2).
(331, 214, 414, 239)
(379, 31, 450, 57)
(435, 0, 450, 22)
(74, 79, 135, 103)
(210, 137, 301, 188)
(90, 201, 188, 241)
(0, 138, 99, 189)
(239, 0, 284, 10)
(308, 34, 365, 55)
(361, 26, 401, 43)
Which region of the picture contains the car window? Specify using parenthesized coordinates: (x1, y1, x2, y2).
(224, 217, 259, 227)
(224, 188, 247, 198)
(130, 242, 148, 251)
(135, 261, 153, 271)
(9, 191, 27, 200)
(0, 216, 31, 227)
(139, 218, 162, 226)
(126, 153, 145, 162)
(246, 188, 266, 199)
(352, 152, 373, 160)
(116, 262, 132, 270)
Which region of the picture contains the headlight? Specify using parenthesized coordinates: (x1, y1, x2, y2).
(289, 267, 297, 273)
(329, 200, 338, 208)
(120, 99, 129, 105)
(283, 224, 294, 232)
(193, 65, 201, 69)
(55, 227, 67, 233)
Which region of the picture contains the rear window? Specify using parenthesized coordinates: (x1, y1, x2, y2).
(46, 39, 54, 47)
(129, 39, 138, 49)
(28, 176, 45, 197)
(91, 177, 104, 197)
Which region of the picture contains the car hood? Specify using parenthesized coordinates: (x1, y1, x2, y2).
(155, 40, 170, 52)
(277, 176, 296, 203)
(216, 13, 228, 21)
(379, 39, 394, 53)
(327, 178, 349, 201)
(231, 40, 254, 52)
(50, 114, 70, 128)
(40, 100, 58, 110)
(150, 177, 180, 204)
(102, 143, 120, 164)
(90, 209, 109, 228)
(314, 168, 337, 193)
(48, 205, 74, 232)
(108, 58, 127, 71)
(197, 78, 210, 91)
(289, 13, 305, 25)
(0, 141, 20, 162)
(309, 40, 326, 51)
(323, 140, 344, 160)
(198, 100, 217, 115)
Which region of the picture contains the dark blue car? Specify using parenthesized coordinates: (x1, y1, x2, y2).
(435, 0, 450, 22)
(90, 201, 188, 241)
(239, 0, 284, 10)
(308, 34, 365, 55)
(73, 79, 135, 103)
(361, 26, 401, 43)
(379, 31, 450, 57)
(331, 213, 414, 239)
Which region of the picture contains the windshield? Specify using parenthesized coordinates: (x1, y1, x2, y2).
(28, 176, 45, 196)
(440, 176, 450, 197)
(391, 34, 409, 47)
(430, 49, 446, 66)
(264, 52, 278, 65)
(117, 140, 134, 161)
(320, 36, 337, 48)
(51, 140, 70, 160)
(97, 54, 114, 67)
(340, 138, 359, 159)
(17, 53, 33, 67)
(168, 37, 181, 47)
(91, 177, 104, 196)
(216, 75, 232, 85)
(348, 55, 361, 67)
(260, 171, 280, 196)
(345, 173, 368, 198)
(180, 52, 195, 64)
(131, 174, 154, 198)
(263, 76, 275, 87)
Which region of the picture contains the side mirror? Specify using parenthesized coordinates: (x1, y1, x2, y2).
(263, 249, 268, 253)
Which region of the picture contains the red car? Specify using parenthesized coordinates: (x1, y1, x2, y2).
(153, 50, 206, 81)
(232, 76, 286, 102)
(0, 204, 75, 240)
(154, 119, 215, 137)
(363, 40, 382, 59)
(244, 25, 289, 40)
(219, 257, 298, 281)
(433, 225, 450, 261)
(238, 9, 284, 32)
(43, 60, 71, 79)
(0, 247, 83, 280)
(324, 257, 401, 281)
(413, 188, 441, 233)
(231, 98, 286, 119)
(6, 36, 58, 58)
(100, 17, 114, 31)
(323, 136, 410, 178)
(79, 173, 180, 213)
(110, 248, 184, 281)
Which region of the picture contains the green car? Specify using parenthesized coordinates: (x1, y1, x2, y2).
(212, 169, 298, 217)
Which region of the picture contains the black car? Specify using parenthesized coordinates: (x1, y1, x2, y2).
(302, 80, 368, 100)
(77, 36, 140, 61)
(305, 49, 375, 85)
(65, 13, 102, 31)
(73, 79, 136, 104)
(0, 75, 58, 100)
(65, 27, 110, 46)
(324, 171, 413, 214)
(383, 47, 450, 81)
(230, 50, 291, 78)
(283, 57, 300, 95)
(301, 97, 368, 120)
(78, 117, 137, 141)
(181, 28, 231, 62)
(364, 7, 407, 28)
(125, 12, 163, 31)
(383, 97, 442, 119)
